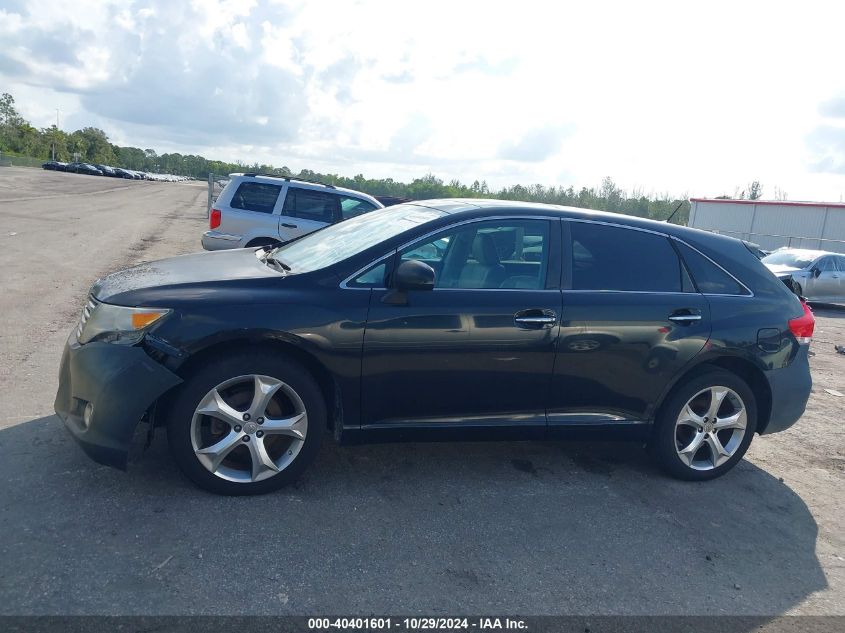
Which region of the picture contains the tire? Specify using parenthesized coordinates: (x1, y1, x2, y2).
(651, 369, 757, 481)
(166, 351, 325, 495)
(245, 238, 281, 248)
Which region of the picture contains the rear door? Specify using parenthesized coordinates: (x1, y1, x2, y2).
(548, 221, 711, 426)
(223, 180, 283, 240)
(278, 187, 339, 241)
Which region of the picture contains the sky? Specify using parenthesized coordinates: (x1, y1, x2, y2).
(2, 0, 845, 201)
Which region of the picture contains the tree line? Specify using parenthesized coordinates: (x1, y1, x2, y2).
(0, 91, 719, 224)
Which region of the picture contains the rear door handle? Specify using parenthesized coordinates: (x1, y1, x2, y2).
(281, 223, 297, 229)
(514, 309, 558, 328)
(668, 310, 702, 324)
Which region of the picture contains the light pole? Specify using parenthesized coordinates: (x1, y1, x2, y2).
(52, 109, 60, 161)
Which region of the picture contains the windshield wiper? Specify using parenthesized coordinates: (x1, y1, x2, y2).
(263, 252, 291, 273)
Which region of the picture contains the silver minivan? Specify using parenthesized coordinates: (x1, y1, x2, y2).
(202, 174, 383, 250)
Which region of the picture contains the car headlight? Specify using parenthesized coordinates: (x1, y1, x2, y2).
(78, 302, 171, 345)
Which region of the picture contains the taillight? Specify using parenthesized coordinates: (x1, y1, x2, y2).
(788, 302, 815, 344)
(209, 208, 221, 229)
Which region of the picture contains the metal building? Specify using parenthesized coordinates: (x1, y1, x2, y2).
(688, 198, 845, 254)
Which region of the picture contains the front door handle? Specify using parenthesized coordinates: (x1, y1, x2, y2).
(514, 309, 558, 328)
(668, 310, 702, 324)
(281, 223, 298, 229)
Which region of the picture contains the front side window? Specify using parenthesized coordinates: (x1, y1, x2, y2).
(399, 220, 550, 290)
(339, 196, 378, 220)
(229, 182, 281, 214)
(569, 222, 683, 292)
(283, 188, 337, 223)
(816, 257, 836, 272)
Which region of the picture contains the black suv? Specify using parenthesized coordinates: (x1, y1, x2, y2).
(55, 200, 814, 495)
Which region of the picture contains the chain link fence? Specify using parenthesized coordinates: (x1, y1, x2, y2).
(206, 173, 231, 216)
(0, 153, 45, 168)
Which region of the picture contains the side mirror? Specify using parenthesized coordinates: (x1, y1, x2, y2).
(812, 267, 821, 278)
(393, 260, 435, 291)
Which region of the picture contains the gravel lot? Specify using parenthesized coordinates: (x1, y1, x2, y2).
(0, 166, 842, 616)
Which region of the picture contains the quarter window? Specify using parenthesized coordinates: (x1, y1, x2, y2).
(351, 262, 387, 287)
(675, 242, 748, 295)
(399, 220, 550, 290)
(569, 222, 683, 292)
(229, 182, 281, 214)
(283, 188, 337, 223)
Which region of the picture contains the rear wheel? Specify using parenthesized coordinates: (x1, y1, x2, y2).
(166, 352, 324, 495)
(652, 369, 757, 481)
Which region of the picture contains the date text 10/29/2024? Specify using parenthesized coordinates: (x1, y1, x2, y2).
(308, 618, 528, 630)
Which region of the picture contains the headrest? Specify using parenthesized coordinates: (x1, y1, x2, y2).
(472, 233, 500, 265)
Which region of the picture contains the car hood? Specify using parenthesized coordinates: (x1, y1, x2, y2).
(92, 248, 280, 304)
(764, 264, 802, 276)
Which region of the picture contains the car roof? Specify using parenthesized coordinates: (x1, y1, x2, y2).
(402, 197, 787, 255)
(769, 248, 832, 258)
(407, 197, 705, 233)
(229, 173, 380, 203)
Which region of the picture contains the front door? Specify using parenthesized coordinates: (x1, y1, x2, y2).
(806, 256, 841, 302)
(549, 221, 711, 425)
(361, 218, 562, 430)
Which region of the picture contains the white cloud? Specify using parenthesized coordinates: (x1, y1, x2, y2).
(1, 0, 845, 201)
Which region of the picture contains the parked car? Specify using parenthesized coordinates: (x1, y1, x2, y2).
(762, 248, 845, 304)
(94, 164, 117, 177)
(66, 162, 103, 176)
(202, 173, 383, 250)
(112, 168, 136, 179)
(41, 161, 67, 171)
(375, 195, 412, 207)
(56, 200, 814, 495)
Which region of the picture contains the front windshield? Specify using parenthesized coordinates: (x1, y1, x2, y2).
(762, 251, 815, 268)
(271, 204, 445, 273)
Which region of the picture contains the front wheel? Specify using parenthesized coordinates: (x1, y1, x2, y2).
(651, 369, 757, 481)
(166, 352, 325, 495)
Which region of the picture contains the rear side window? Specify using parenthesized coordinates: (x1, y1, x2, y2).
(676, 242, 748, 295)
(339, 196, 378, 220)
(569, 222, 682, 292)
(229, 182, 281, 214)
(283, 188, 337, 223)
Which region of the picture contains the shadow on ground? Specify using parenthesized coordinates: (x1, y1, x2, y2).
(0, 415, 827, 616)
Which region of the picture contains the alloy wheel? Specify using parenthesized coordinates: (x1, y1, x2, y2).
(190, 374, 308, 483)
(674, 386, 747, 471)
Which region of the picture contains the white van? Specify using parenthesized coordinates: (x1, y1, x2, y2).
(201, 173, 383, 250)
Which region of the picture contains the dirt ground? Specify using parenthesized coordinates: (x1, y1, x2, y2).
(0, 166, 842, 616)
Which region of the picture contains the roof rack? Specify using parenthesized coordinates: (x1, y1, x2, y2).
(241, 173, 336, 189)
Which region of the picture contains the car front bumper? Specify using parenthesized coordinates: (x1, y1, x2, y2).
(761, 344, 813, 434)
(54, 336, 182, 469)
(201, 230, 242, 251)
